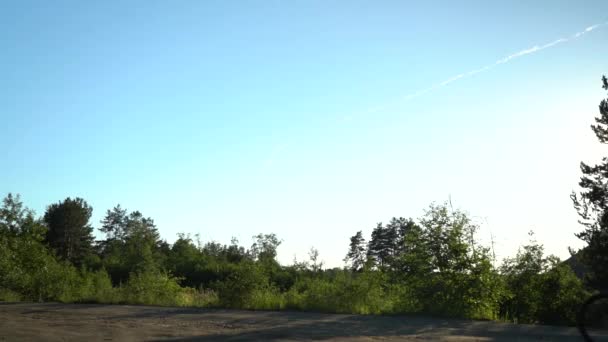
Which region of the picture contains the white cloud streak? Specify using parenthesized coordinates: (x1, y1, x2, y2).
(400, 21, 608, 102)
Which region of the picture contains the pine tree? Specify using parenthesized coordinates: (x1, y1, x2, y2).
(367, 223, 389, 267)
(384, 218, 401, 258)
(344, 230, 366, 271)
(44, 197, 94, 266)
(367, 219, 412, 269)
(571, 75, 608, 289)
(100, 205, 128, 240)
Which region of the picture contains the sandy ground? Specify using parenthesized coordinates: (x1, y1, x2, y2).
(0, 302, 606, 341)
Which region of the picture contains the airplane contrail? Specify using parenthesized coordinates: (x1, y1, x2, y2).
(389, 21, 608, 106)
(358, 21, 608, 114)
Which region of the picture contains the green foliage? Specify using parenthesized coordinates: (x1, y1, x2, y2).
(0, 193, 592, 327)
(98, 206, 168, 284)
(367, 223, 395, 268)
(283, 269, 398, 314)
(500, 234, 549, 323)
(395, 219, 430, 277)
(180, 287, 220, 307)
(0, 288, 21, 302)
(250, 233, 281, 264)
(0, 229, 77, 302)
(0, 193, 29, 236)
(420, 203, 471, 274)
(344, 230, 366, 271)
(382, 203, 503, 320)
(536, 260, 588, 325)
(5, 75, 608, 328)
(120, 270, 186, 306)
(216, 262, 269, 308)
(77, 269, 119, 303)
(500, 234, 588, 325)
(44, 197, 95, 267)
(247, 287, 284, 310)
(571, 75, 608, 289)
(99, 205, 128, 240)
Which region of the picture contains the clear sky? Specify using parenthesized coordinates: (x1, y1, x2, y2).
(1, 1, 607, 267)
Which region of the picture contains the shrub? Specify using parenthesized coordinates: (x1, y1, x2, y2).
(178, 287, 219, 307)
(247, 287, 284, 310)
(78, 269, 120, 304)
(284, 270, 397, 315)
(120, 270, 184, 306)
(536, 263, 588, 325)
(216, 262, 268, 308)
(0, 288, 21, 302)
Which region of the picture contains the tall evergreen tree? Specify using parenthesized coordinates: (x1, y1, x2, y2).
(367, 218, 428, 270)
(395, 218, 421, 253)
(384, 218, 401, 258)
(43, 197, 94, 266)
(121, 211, 163, 272)
(98, 207, 166, 282)
(99, 205, 128, 240)
(571, 75, 608, 289)
(367, 223, 388, 267)
(344, 230, 366, 271)
(398, 219, 431, 276)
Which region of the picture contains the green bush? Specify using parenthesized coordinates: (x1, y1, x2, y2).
(120, 270, 185, 306)
(247, 287, 285, 310)
(284, 270, 398, 315)
(0, 193, 593, 327)
(78, 269, 120, 304)
(216, 262, 269, 308)
(0, 234, 85, 302)
(536, 263, 588, 325)
(178, 287, 219, 307)
(0, 288, 21, 302)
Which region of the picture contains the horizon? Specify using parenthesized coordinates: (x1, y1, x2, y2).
(2, 1, 608, 267)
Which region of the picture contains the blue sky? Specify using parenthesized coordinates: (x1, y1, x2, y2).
(1, 1, 607, 267)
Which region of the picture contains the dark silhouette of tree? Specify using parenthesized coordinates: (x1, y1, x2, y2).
(121, 211, 167, 273)
(394, 218, 420, 252)
(367, 218, 421, 270)
(344, 230, 366, 271)
(383, 218, 401, 263)
(167, 234, 202, 286)
(500, 232, 586, 324)
(98, 206, 166, 282)
(43, 197, 94, 267)
(367, 223, 391, 267)
(99, 205, 128, 240)
(225, 237, 248, 264)
(394, 219, 430, 276)
(571, 75, 608, 289)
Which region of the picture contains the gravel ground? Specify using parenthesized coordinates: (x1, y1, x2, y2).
(0, 302, 606, 341)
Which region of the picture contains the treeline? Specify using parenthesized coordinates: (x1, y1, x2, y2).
(2, 77, 607, 327)
(0, 194, 590, 325)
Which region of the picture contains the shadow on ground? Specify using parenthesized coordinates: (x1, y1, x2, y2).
(2, 302, 607, 341)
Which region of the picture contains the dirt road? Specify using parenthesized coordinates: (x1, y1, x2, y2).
(0, 302, 605, 341)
